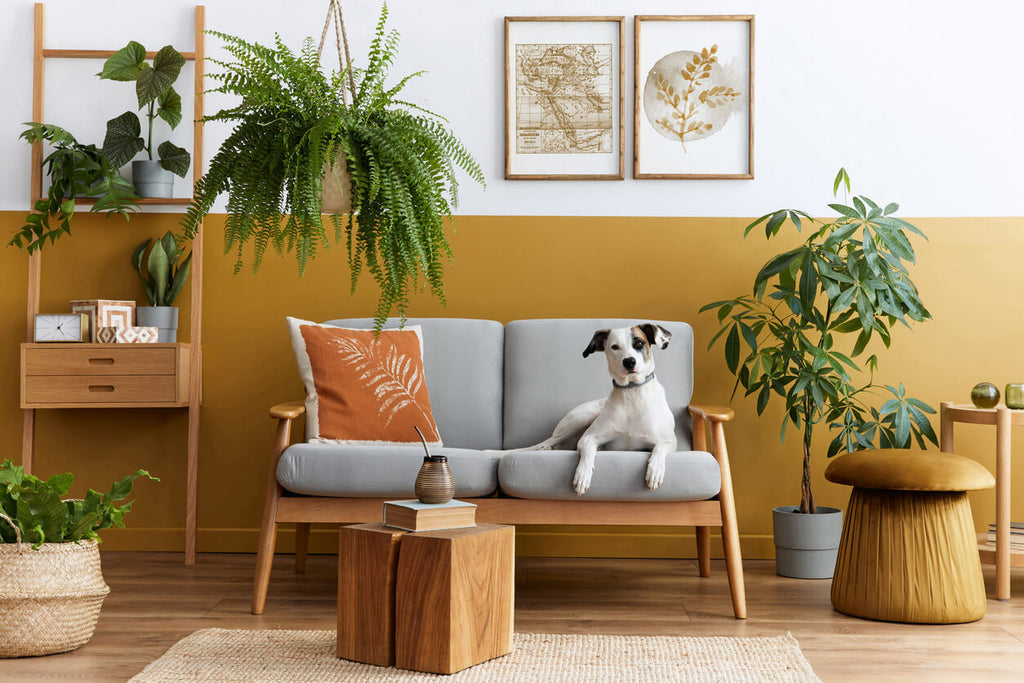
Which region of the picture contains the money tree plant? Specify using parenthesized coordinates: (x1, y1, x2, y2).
(701, 169, 938, 514)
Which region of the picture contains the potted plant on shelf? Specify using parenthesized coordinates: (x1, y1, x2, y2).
(98, 41, 191, 198)
(179, 2, 485, 330)
(132, 231, 192, 342)
(9, 123, 139, 253)
(0, 459, 157, 657)
(700, 168, 938, 579)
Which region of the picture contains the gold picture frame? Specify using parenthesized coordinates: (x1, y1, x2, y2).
(505, 16, 625, 180)
(634, 15, 755, 179)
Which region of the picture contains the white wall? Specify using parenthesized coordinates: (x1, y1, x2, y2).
(2, 0, 1022, 217)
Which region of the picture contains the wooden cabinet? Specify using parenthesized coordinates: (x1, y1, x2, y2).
(21, 343, 191, 408)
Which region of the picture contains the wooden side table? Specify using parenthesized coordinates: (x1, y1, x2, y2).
(337, 522, 514, 674)
(940, 402, 1024, 600)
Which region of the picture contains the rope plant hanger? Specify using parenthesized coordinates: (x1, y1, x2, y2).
(318, 0, 357, 214)
(181, 0, 486, 330)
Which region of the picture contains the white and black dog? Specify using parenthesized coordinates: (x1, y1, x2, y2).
(529, 324, 677, 495)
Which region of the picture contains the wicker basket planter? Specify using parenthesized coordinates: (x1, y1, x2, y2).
(0, 539, 110, 657)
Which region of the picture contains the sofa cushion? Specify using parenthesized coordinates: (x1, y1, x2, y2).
(277, 444, 501, 497)
(324, 318, 504, 450)
(286, 318, 442, 445)
(498, 450, 721, 501)
(502, 319, 695, 449)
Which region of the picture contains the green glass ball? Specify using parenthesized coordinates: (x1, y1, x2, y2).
(971, 382, 1000, 409)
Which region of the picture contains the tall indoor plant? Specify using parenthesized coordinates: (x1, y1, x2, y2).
(98, 41, 192, 197)
(701, 169, 938, 576)
(180, 2, 485, 330)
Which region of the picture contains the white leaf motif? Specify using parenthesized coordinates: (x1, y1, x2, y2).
(330, 335, 431, 430)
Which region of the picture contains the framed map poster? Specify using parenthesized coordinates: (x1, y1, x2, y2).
(505, 17, 625, 180)
(634, 15, 754, 179)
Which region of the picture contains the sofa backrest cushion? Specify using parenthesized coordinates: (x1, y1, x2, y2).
(503, 318, 694, 450)
(324, 318, 504, 450)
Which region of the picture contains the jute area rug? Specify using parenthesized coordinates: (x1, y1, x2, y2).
(129, 629, 821, 682)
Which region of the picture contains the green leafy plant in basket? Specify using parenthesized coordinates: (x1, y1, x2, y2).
(0, 459, 158, 549)
(9, 123, 139, 253)
(98, 41, 191, 178)
(132, 231, 192, 306)
(179, 2, 485, 330)
(700, 169, 938, 515)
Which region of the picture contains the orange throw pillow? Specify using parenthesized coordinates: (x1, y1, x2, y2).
(286, 318, 442, 445)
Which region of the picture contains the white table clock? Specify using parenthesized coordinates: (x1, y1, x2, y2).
(33, 313, 90, 342)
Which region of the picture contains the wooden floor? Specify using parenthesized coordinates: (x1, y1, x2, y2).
(0, 552, 1022, 681)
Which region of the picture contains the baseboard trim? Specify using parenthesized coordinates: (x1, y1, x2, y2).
(97, 526, 778, 559)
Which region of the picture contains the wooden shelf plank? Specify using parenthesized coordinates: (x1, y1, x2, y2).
(36, 196, 194, 205)
(42, 48, 196, 60)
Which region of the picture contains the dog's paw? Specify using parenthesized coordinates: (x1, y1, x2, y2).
(645, 461, 665, 490)
(572, 465, 593, 496)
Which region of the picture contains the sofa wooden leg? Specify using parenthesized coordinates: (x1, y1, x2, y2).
(295, 523, 310, 574)
(253, 520, 278, 615)
(695, 526, 711, 577)
(712, 421, 746, 619)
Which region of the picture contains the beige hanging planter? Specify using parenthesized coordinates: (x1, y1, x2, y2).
(0, 538, 110, 657)
(321, 152, 353, 215)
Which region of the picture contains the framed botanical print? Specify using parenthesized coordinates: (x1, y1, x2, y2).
(634, 15, 754, 179)
(505, 16, 625, 180)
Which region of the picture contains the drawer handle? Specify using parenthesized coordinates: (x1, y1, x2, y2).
(87, 385, 116, 393)
(88, 358, 116, 365)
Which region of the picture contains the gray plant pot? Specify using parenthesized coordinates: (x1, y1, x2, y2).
(772, 505, 843, 579)
(132, 160, 174, 198)
(137, 306, 178, 343)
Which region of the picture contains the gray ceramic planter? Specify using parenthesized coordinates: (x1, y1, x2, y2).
(137, 306, 178, 343)
(132, 160, 174, 198)
(772, 505, 843, 579)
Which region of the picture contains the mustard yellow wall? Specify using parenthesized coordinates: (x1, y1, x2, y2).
(1, 210, 1022, 558)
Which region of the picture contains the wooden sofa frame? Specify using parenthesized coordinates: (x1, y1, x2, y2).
(253, 401, 747, 619)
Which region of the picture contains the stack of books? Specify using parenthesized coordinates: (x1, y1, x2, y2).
(985, 522, 1024, 550)
(383, 499, 477, 532)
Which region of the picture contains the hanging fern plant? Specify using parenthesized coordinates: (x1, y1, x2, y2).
(181, 2, 484, 329)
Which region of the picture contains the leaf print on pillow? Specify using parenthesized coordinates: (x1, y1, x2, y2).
(331, 336, 431, 428)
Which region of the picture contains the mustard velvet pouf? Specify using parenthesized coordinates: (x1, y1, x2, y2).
(824, 450, 995, 624)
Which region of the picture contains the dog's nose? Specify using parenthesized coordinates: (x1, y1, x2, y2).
(623, 357, 636, 371)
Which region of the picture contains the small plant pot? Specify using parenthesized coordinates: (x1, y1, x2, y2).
(320, 153, 352, 215)
(772, 505, 843, 579)
(132, 160, 174, 198)
(137, 306, 178, 343)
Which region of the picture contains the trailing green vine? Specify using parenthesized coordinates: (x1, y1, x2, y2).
(181, 3, 484, 329)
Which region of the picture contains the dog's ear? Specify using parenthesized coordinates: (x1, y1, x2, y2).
(583, 329, 610, 358)
(638, 323, 672, 350)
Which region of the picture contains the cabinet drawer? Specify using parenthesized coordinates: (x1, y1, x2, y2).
(24, 375, 178, 405)
(23, 345, 177, 376)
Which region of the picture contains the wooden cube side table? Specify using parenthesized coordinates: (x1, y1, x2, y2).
(395, 523, 514, 674)
(337, 523, 406, 666)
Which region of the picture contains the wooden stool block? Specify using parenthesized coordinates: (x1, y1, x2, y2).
(337, 523, 406, 666)
(395, 524, 514, 674)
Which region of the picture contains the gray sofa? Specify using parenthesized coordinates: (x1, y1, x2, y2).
(255, 318, 745, 618)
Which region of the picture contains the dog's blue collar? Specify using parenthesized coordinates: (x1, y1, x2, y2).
(613, 372, 655, 389)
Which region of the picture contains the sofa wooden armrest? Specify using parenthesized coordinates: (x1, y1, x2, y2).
(270, 400, 306, 420)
